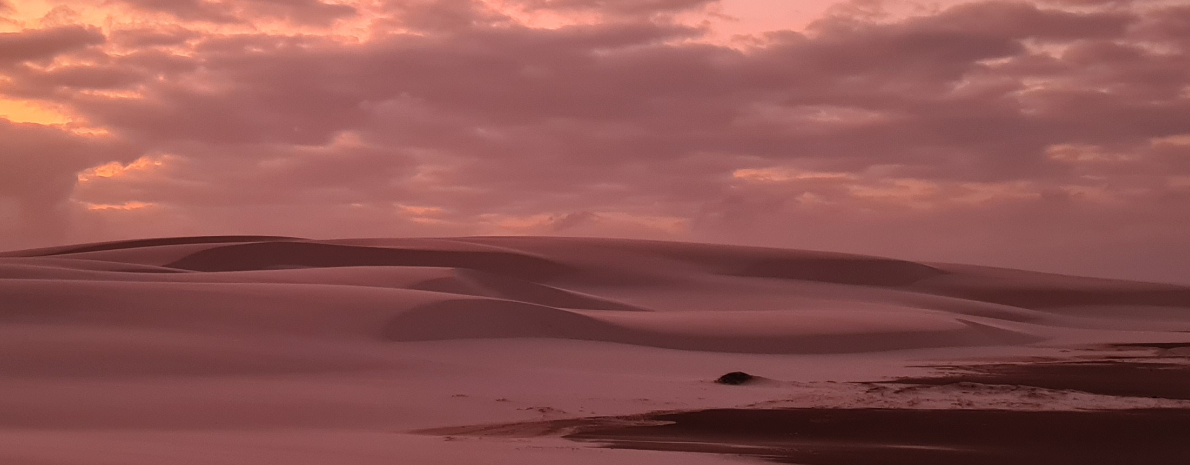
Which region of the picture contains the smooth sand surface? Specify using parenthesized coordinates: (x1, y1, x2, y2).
(2, 236, 1188, 464)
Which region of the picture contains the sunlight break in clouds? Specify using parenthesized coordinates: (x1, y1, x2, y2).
(1, 0, 1189, 283)
(76, 155, 167, 182)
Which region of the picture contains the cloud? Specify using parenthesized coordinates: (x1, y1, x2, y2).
(875, 1, 1134, 41)
(0, 26, 105, 68)
(0, 121, 137, 247)
(513, 0, 717, 15)
(109, 27, 201, 48)
(1, 0, 1189, 282)
(113, 0, 357, 26)
(112, 0, 237, 23)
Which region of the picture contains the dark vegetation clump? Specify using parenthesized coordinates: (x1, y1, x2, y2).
(715, 371, 755, 385)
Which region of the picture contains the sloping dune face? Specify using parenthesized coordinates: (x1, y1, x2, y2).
(3, 236, 1190, 464)
(3, 235, 1188, 359)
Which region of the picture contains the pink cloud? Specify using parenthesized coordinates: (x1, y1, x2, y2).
(112, 0, 357, 25)
(1, 0, 1189, 283)
(513, 0, 717, 15)
(0, 121, 137, 247)
(0, 26, 105, 67)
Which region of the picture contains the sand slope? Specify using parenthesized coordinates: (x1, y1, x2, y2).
(5, 235, 1189, 357)
(1, 236, 1188, 464)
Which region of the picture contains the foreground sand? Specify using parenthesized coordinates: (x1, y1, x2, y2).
(1, 236, 1188, 464)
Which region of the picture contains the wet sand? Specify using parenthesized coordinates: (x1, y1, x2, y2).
(4, 236, 1190, 464)
(894, 359, 1190, 400)
(565, 408, 1190, 465)
(426, 350, 1190, 464)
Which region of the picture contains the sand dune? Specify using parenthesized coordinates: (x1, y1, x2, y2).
(0, 235, 296, 258)
(1, 236, 1188, 464)
(384, 300, 1041, 353)
(164, 240, 576, 279)
(4, 236, 1188, 352)
(408, 269, 644, 311)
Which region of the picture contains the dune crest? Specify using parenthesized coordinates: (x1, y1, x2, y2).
(384, 300, 1042, 353)
(2, 236, 1189, 464)
(163, 241, 576, 281)
(4, 235, 1188, 357)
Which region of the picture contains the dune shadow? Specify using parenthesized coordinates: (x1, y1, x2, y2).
(165, 241, 577, 282)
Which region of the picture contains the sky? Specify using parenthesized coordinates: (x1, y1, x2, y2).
(1, 0, 1189, 283)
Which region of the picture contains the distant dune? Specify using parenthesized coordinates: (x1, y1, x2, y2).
(1, 236, 1188, 464)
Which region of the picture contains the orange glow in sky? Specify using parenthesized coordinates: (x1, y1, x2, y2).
(1, 0, 1189, 283)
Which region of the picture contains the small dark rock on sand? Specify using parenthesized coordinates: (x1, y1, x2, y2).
(715, 372, 755, 385)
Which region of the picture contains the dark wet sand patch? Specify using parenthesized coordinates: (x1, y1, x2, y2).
(894, 359, 1190, 400)
(565, 408, 1190, 465)
(1111, 342, 1190, 350)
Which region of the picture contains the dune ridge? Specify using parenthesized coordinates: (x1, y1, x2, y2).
(0, 235, 296, 258)
(163, 241, 578, 281)
(4, 236, 1189, 355)
(2, 235, 1190, 464)
(384, 300, 1041, 353)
